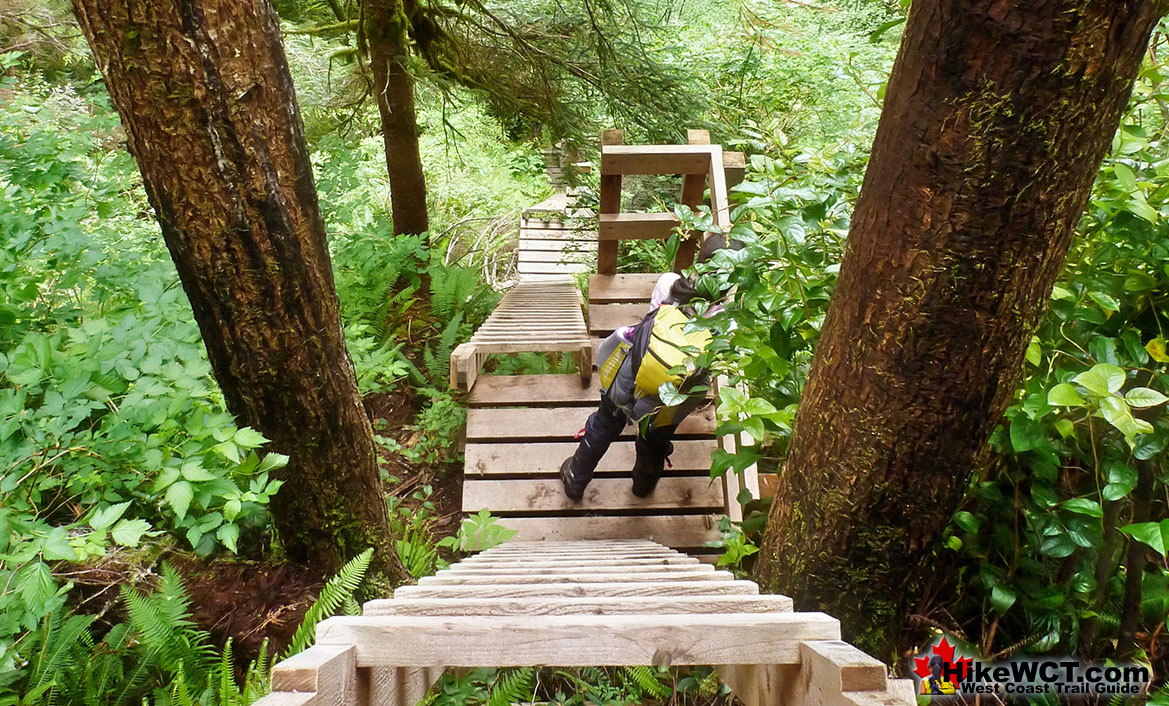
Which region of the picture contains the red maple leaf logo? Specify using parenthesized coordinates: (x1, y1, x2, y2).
(914, 637, 974, 680)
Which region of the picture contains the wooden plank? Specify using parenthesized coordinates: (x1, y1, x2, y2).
(462, 476, 722, 513)
(800, 641, 887, 693)
(496, 515, 722, 546)
(587, 273, 659, 304)
(518, 239, 597, 252)
(519, 250, 594, 264)
(454, 557, 698, 568)
(588, 303, 646, 335)
(250, 694, 317, 706)
(675, 132, 711, 271)
(315, 612, 842, 667)
(597, 212, 680, 241)
(465, 439, 715, 476)
(437, 563, 716, 576)
(723, 151, 747, 190)
(518, 262, 591, 274)
(601, 144, 718, 176)
(708, 145, 730, 229)
(462, 340, 588, 355)
(271, 644, 358, 705)
(468, 375, 598, 406)
(416, 570, 732, 585)
(364, 594, 794, 617)
(392, 580, 760, 599)
(465, 405, 714, 441)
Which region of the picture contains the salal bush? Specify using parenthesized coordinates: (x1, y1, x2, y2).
(0, 77, 285, 668)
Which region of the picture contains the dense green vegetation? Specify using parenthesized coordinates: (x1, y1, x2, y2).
(1, 0, 1167, 703)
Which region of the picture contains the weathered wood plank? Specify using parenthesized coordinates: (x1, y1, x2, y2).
(465, 439, 716, 475)
(437, 563, 716, 576)
(587, 273, 658, 304)
(363, 594, 794, 617)
(519, 251, 595, 264)
(601, 144, 718, 176)
(462, 476, 723, 513)
(417, 570, 731, 585)
(366, 666, 443, 706)
(597, 130, 624, 275)
(467, 375, 598, 407)
(453, 557, 698, 570)
(316, 612, 841, 667)
(597, 212, 680, 241)
(588, 303, 647, 335)
(250, 693, 317, 706)
(495, 515, 722, 546)
(271, 644, 358, 705)
(465, 405, 715, 441)
(518, 262, 591, 274)
(392, 580, 759, 599)
(801, 641, 888, 693)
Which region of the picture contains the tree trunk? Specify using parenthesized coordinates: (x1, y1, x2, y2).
(72, 0, 404, 580)
(362, 0, 430, 236)
(755, 0, 1167, 658)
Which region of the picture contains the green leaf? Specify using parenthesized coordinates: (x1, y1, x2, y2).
(1009, 417, 1045, 453)
(990, 583, 1017, 613)
(1126, 199, 1159, 224)
(1088, 292, 1120, 313)
(658, 381, 687, 406)
(223, 499, 242, 522)
(234, 427, 269, 448)
(1073, 363, 1126, 396)
(953, 511, 981, 533)
(1047, 383, 1085, 407)
(1026, 337, 1041, 366)
(181, 461, 217, 482)
(945, 536, 962, 551)
(111, 519, 152, 547)
(1113, 162, 1137, 192)
(257, 452, 290, 474)
(1120, 519, 1169, 558)
(89, 501, 131, 531)
(1062, 498, 1103, 518)
(216, 523, 240, 553)
(1103, 462, 1138, 501)
(1124, 387, 1167, 408)
(742, 417, 765, 442)
(1040, 534, 1076, 558)
(214, 440, 241, 464)
(1054, 419, 1075, 438)
(167, 480, 194, 521)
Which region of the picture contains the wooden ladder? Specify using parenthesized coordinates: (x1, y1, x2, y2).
(255, 540, 915, 706)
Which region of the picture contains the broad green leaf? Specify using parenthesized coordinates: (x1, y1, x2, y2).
(1009, 417, 1044, 453)
(1054, 419, 1075, 438)
(1050, 285, 1074, 301)
(1098, 396, 1154, 441)
(1047, 383, 1085, 407)
(953, 511, 981, 533)
(658, 382, 688, 406)
(990, 584, 1017, 613)
(111, 519, 152, 547)
(257, 452, 290, 474)
(1124, 387, 1167, 408)
(216, 523, 240, 553)
(1103, 462, 1138, 501)
(167, 480, 194, 520)
(234, 427, 269, 448)
(89, 501, 131, 531)
(1088, 292, 1120, 313)
(742, 416, 765, 442)
(1120, 519, 1169, 558)
(181, 461, 217, 482)
(1126, 199, 1159, 224)
(1026, 338, 1041, 366)
(1062, 498, 1103, 518)
(223, 499, 242, 522)
(214, 440, 241, 464)
(1040, 534, 1076, 558)
(1113, 162, 1137, 192)
(1073, 364, 1126, 396)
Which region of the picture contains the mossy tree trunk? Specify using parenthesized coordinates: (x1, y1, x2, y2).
(755, 0, 1168, 658)
(362, 0, 430, 236)
(72, 0, 405, 580)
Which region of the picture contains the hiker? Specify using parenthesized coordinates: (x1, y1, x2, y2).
(560, 234, 738, 501)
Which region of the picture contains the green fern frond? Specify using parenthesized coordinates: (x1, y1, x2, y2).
(283, 548, 373, 659)
(487, 667, 536, 706)
(241, 638, 273, 703)
(424, 313, 463, 383)
(622, 666, 670, 699)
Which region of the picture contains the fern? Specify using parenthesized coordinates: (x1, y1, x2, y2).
(487, 667, 536, 706)
(423, 313, 463, 384)
(430, 267, 480, 319)
(622, 666, 671, 700)
(283, 548, 373, 659)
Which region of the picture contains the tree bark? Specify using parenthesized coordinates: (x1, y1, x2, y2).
(72, 0, 404, 580)
(362, 0, 430, 236)
(755, 0, 1168, 658)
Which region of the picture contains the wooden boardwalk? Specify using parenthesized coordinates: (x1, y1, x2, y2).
(516, 191, 596, 278)
(259, 540, 915, 706)
(251, 133, 912, 706)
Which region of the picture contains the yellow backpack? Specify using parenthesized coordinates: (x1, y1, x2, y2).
(632, 305, 712, 399)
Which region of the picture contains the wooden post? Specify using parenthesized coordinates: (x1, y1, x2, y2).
(723, 152, 747, 191)
(674, 130, 711, 272)
(597, 130, 624, 276)
(262, 644, 361, 706)
(366, 666, 443, 706)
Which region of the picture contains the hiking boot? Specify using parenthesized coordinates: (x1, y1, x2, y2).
(560, 457, 589, 502)
(631, 455, 665, 498)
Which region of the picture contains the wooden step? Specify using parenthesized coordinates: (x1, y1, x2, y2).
(364, 594, 793, 617)
(588, 273, 659, 304)
(600, 144, 717, 176)
(465, 405, 715, 442)
(468, 375, 599, 407)
(588, 303, 647, 335)
(392, 580, 760, 599)
(598, 212, 680, 240)
(462, 477, 722, 513)
(464, 439, 716, 476)
(496, 515, 722, 546)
